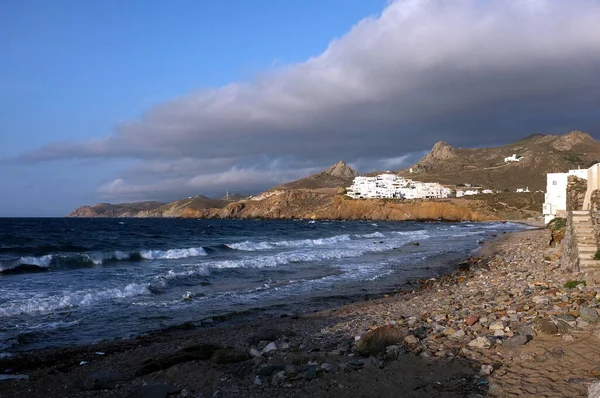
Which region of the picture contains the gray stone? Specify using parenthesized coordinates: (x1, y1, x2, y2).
(503, 334, 529, 349)
(579, 307, 599, 323)
(556, 320, 572, 334)
(249, 348, 262, 358)
(517, 323, 536, 337)
(557, 314, 577, 323)
(271, 371, 286, 386)
(385, 345, 401, 360)
(262, 342, 277, 354)
(0, 374, 29, 381)
(347, 359, 364, 370)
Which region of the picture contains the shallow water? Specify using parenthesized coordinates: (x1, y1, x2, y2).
(0, 218, 525, 352)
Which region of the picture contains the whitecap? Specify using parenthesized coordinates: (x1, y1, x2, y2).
(140, 247, 207, 260)
(0, 283, 151, 317)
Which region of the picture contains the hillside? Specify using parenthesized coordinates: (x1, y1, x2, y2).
(142, 195, 232, 217)
(68, 196, 232, 218)
(399, 131, 600, 191)
(67, 201, 164, 218)
(276, 161, 358, 190)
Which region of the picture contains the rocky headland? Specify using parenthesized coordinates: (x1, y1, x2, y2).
(3, 226, 600, 397)
(181, 190, 496, 222)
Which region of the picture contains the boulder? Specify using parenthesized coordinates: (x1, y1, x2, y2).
(579, 307, 599, 323)
(356, 326, 405, 356)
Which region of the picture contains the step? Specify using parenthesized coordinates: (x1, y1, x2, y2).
(578, 249, 598, 255)
(577, 238, 597, 243)
(580, 261, 600, 270)
(577, 239, 598, 247)
(572, 211, 589, 215)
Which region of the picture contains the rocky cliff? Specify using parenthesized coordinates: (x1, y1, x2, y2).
(180, 189, 495, 222)
(68, 201, 164, 218)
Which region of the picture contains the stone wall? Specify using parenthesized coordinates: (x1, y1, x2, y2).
(567, 175, 587, 211)
(560, 214, 579, 272)
(560, 176, 587, 272)
(590, 189, 600, 245)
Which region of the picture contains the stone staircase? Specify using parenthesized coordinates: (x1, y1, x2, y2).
(572, 210, 600, 271)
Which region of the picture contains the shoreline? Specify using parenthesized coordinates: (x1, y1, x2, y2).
(4, 226, 598, 397)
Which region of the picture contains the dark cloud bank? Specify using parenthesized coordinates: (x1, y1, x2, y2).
(15, 0, 600, 201)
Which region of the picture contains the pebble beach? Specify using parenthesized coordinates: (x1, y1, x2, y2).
(2, 225, 600, 398)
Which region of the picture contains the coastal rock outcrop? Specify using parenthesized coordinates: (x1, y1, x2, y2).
(180, 190, 495, 222)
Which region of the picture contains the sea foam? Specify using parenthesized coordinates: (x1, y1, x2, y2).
(0, 283, 151, 317)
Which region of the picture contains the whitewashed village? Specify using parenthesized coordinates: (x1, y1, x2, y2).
(344, 152, 600, 226)
(345, 153, 529, 200)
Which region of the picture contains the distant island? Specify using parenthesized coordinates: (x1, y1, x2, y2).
(68, 131, 598, 221)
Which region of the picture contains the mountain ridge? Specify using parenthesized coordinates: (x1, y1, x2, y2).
(67, 131, 598, 219)
(401, 131, 600, 191)
(275, 160, 358, 190)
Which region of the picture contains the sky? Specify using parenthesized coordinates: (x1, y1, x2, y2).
(1, 0, 600, 216)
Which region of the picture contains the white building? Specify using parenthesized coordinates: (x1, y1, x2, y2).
(516, 187, 530, 193)
(504, 154, 521, 163)
(346, 174, 450, 200)
(543, 168, 589, 224)
(456, 189, 479, 198)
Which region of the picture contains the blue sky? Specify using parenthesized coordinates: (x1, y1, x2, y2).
(0, 0, 386, 216)
(1, 0, 600, 216)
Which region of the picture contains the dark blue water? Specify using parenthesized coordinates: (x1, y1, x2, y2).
(0, 218, 525, 353)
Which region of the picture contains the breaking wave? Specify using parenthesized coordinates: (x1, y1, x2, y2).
(139, 247, 207, 260)
(226, 234, 353, 251)
(0, 247, 208, 275)
(0, 283, 151, 317)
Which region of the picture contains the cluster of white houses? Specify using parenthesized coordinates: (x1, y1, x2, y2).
(346, 173, 532, 200)
(346, 174, 451, 200)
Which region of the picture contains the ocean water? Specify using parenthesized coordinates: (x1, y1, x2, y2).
(0, 218, 525, 353)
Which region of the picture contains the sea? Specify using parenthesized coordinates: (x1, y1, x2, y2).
(0, 218, 526, 354)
